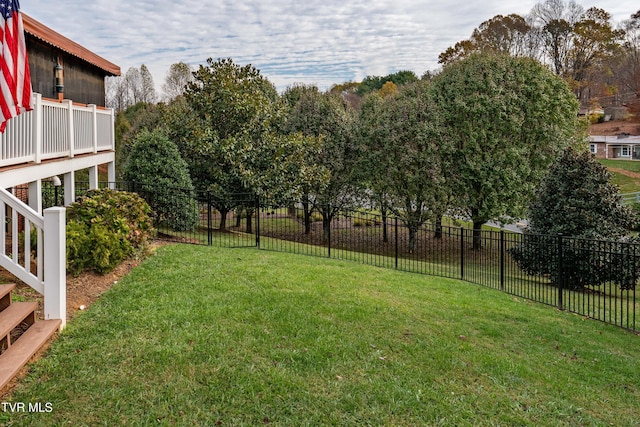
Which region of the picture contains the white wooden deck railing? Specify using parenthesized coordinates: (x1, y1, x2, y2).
(0, 93, 114, 168)
(0, 187, 65, 327)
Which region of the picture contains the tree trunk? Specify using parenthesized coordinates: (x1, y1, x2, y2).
(245, 208, 253, 234)
(219, 208, 229, 231)
(434, 215, 443, 239)
(236, 210, 242, 228)
(473, 220, 484, 250)
(408, 224, 419, 253)
(302, 196, 311, 235)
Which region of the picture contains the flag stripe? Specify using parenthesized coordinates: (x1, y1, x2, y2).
(0, 0, 32, 132)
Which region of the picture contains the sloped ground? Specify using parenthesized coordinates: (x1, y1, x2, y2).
(590, 98, 640, 136)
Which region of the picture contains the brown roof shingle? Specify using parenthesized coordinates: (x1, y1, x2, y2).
(23, 13, 121, 76)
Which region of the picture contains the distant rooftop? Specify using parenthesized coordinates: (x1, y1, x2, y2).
(23, 13, 121, 77)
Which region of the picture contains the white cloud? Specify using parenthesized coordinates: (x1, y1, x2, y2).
(25, 0, 639, 94)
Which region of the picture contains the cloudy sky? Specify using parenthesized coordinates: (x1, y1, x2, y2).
(25, 1, 639, 94)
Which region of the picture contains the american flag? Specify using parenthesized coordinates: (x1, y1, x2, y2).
(0, 0, 31, 133)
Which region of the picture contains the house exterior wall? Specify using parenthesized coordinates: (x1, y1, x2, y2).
(27, 36, 106, 107)
(590, 142, 606, 158)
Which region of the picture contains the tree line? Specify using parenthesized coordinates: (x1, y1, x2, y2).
(439, 1, 640, 103)
(117, 53, 585, 253)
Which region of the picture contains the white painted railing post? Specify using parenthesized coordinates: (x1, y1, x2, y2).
(108, 161, 116, 189)
(34, 93, 43, 164)
(43, 207, 66, 329)
(90, 104, 98, 153)
(66, 100, 75, 158)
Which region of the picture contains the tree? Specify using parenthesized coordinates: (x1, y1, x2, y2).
(139, 64, 157, 104)
(378, 81, 398, 98)
(122, 129, 198, 231)
(566, 8, 624, 101)
(358, 82, 450, 252)
(615, 10, 640, 94)
(356, 71, 419, 96)
(180, 58, 276, 229)
(282, 84, 359, 240)
(431, 53, 584, 249)
(530, 0, 584, 76)
(181, 58, 324, 232)
(107, 65, 157, 110)
(438, 14, 534, 65)
(106, 76, 129, 111)
(510, 148, 639, 290)
(162, 62, 193, 101)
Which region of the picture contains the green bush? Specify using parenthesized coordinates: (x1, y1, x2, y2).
(66, 189, 154, 276)
(122, 129, 198, 231)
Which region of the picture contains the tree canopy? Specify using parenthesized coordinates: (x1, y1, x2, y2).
(510, 148, 639, 290)
(431, 53, 585, 248)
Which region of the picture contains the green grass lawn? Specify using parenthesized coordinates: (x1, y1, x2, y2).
(598, 159, 640, 194)
(3, 244, 640, 426)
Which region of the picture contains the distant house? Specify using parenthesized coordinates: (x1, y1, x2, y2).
(590, 135, 640, 160)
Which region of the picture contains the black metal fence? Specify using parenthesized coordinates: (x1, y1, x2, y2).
(66, 183, 640, 333)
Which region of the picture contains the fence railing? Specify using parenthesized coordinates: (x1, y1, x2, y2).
(621, 192, 640, 205)
(73, 184, 640, 333)
(0, 93, 115, 168)
(0, 187, 66, 328)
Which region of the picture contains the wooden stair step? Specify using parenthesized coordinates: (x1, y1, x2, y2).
(0, 284, 16, 311)
(0, 319, 61, 391)
(0, 302, 38, 341)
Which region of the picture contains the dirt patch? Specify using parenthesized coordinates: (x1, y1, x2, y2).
(606, 167, 640, 179)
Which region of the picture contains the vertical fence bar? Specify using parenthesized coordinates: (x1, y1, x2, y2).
(207, 193, 212, 246)
(557, 233, 564, 310)
(460, 227, 465, 280)
(327, 205, 331, 259)
(255, 195, 261, 248)
(395, 217, 399, 270)
(500, 230, 505, 291)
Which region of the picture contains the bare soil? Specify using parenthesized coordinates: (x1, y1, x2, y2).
(590, 99, 640, 136)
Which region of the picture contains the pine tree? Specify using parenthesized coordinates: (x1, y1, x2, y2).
(510, 148, 639, 290)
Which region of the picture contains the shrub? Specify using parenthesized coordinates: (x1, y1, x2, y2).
(66, 189, 154, 276)
(123, 129, 198, 231)
(509, 148, 639, 290)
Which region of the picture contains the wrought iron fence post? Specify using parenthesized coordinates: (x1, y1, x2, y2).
(255, 194, 260, 249)
(500, 230, 505, 291)
(460, 227, 465, 280)
(395, 217, 399, 269)
(207, 192, 213, 246)
(557, 233, 564, 310)
(327, 205, 331, 258)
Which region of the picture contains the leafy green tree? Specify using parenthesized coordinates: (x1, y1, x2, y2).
(114, 102, 168, 179)
(356, 71, 419, 96)
(510, 148, 639, 290)
(358, 82, 450, 252)
(282, 84, 358, 240)
(432, 53, 584, 249)
(122, 129, 198, 231)
(179, 59, 325, 232)
(180, 58, 277, 229)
